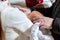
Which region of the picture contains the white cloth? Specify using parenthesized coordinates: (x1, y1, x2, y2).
(9, 0, 55, 8)
(42, 0, 52, 8)
(30, 23, 54, 40)
(1, 7, 33, 40)
(9, 0, 26, 7)
(0, 1, 8, 12)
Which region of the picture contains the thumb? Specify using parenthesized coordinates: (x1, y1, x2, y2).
(19, 7, 26, 10)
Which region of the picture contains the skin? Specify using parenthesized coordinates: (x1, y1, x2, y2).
(18, 4, 54, 30)
(19, 6, 54, 30)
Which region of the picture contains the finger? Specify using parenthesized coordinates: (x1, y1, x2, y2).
(33, 18, 44, 24)
(33, 17, 44, 21)
(40, 26, 47, 29)
(32, 16, 40, 21)
(46, 26, 52, 29)
(19, 7, 26, 10)
(33, 20, 40, 23)
(19, 8, 27, 12)
(41, 25, 52, 29)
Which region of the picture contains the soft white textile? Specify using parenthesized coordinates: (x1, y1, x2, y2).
(30, 23, 54, 40)
(42, 0, 52, 8)
(0, 1, 8, 12)
(9, 0, 26, 7)
(1, 7, 33, 40)
(0, 1, 33, 40)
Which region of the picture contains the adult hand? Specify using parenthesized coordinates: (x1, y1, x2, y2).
(33, 16, 54, 29)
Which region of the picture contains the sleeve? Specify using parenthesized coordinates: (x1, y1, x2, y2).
(52, 18, 60, 34)
(9, 0, 26, 7)
(51, 1, 60, 35)
(1, 8, 33, 32)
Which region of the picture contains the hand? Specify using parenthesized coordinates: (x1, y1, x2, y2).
(33, 16, 54, 29)
(18, 7, 31, 15)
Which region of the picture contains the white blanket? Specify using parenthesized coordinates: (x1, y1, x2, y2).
(1, 7, 33, 40)
(30, 23, 54, 40)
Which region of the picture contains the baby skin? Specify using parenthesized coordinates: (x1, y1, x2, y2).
(27, 11, 43, 22)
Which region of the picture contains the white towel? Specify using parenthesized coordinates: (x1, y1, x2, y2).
(30, 23, 54, 40)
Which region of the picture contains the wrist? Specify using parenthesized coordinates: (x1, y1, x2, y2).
(51, 18, 54, 28)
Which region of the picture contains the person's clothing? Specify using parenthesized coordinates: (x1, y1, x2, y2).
(30, 0, 60, 40)
(9, 0, 53, 8)
(1, 7, 33, 40)
(51, 0, 60, 40)
(9, 0, 38, 7)
(26, 0, 53, 8)
(0, 1, 8, 12)
(9, 0, 26, 7)
(26, 0, 38, 7)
